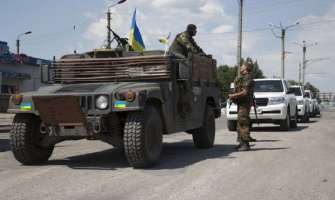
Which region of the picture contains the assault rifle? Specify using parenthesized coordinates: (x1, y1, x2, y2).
(107, 27, 133, 51)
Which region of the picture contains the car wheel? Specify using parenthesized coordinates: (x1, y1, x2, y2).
(191, 105, 215, 148)
(227, 120, 237, 131)
(124, 106, 163, 168)
(10, 113, 54, 165)
(290, 109, 298, 128)
(280, 109, 290, 131)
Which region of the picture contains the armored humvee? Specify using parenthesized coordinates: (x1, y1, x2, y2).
(8, 49, 221, 168)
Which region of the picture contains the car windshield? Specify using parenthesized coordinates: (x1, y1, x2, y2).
(305, 91, 311, 98)
(291, 87, 302, 96)
(255, 80, 283, 92)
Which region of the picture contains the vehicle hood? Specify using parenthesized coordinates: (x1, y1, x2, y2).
(34, 82, 158, 95)
(254, 92, 286, 98)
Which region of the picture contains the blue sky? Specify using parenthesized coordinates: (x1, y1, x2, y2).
(1, 0, 334, 93)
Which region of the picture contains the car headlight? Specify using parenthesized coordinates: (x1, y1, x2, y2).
(268, 97, 285, 105)
(95, 95, 109, 110)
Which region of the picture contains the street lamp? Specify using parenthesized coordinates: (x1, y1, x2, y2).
(107, 0, 127, 49)
(16, 31, 32, 54)
(293, 40, 317, 87)
(269, 22, 299, 79)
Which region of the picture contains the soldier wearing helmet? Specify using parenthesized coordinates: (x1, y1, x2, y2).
(228, 61, 255, 151)
(169, 24, 205, 57)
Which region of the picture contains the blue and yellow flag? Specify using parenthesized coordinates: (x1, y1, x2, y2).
(129, 8, 145, 51)
(158, 32, 171, 44)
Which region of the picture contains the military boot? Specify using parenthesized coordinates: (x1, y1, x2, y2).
(248, 136, 257, 142)
(234, 141, 242, 150)
(237, 140, 250, 151)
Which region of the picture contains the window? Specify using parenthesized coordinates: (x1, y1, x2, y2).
(255, 80, 284, 92)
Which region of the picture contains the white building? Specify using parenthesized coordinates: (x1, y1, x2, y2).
(0, 41, 50, 112)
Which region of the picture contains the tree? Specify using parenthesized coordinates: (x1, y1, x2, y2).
(216, 57, 265, 101)
(243, 58, 265, 79)
(288, 80, 301, 86)
(305, 82, 320, 99)
(217, 65, 237, 101)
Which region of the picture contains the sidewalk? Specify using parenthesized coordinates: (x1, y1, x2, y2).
(0, 113, 14, 132)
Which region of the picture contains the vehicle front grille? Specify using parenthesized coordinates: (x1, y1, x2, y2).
(255, 98, 268, 106)
(80, 96, 93, 110)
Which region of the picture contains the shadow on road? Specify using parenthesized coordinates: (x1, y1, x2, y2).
(0, 138, 10, 152)
(45, 139, 287, 170)
(251, 125, 309, 132)
(250, 147, 289, 151)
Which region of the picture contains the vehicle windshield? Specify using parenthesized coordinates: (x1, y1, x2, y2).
(291, 87, 302, 96)
(255, 80, 283, 92)
(305, 91, 311, 98)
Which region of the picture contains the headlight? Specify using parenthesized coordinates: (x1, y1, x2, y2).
(11, 94, 22, 105)
(268, 97, 285, 105)
(95, 95, 109, 110)
(114, 90, 136, 102)
(297, 100, 304, 105)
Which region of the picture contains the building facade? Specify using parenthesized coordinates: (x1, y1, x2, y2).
(0, 41, 50, 112)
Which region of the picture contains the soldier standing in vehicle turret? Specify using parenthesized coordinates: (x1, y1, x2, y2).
(228, 61, 255, 151)
(169, 24, 205, 57)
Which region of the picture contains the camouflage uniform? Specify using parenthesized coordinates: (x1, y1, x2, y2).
(169, 31, 203, 57)
(234, 72, 255, 142)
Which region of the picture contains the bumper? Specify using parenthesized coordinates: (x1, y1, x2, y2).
(226, 103, 287, 121)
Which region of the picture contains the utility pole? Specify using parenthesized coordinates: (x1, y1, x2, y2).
(298, 62, 301, 84)
(107, 0, 127, 49)
(16, 31, 32, 54)
(269, 22, 299, 79)
(293, 40, 317, 88)
(236, 0, 243, 76)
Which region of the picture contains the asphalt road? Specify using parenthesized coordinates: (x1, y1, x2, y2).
(1, 110, 335, 200)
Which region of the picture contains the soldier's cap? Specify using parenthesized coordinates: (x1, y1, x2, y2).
(243, 61, 253, 71)
(186, 24, 197, 31)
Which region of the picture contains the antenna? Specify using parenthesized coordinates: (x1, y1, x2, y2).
(73, 0, 77, 53)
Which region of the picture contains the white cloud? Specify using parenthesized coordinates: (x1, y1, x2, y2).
(211, 24, 234, 33)
(80, 0, 335, 93)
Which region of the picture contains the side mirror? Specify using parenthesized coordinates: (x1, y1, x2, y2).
(40, 65, 50, 84)
(177, 60, 189, 80)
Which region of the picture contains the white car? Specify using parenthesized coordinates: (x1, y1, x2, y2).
(304, 89, 317, 117)
(290, 86, 310, 122)
(226, 78, 298, 131)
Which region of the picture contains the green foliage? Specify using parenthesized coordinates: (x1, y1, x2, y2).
(243, 58, 265, 79)
(216, 57, 265, 101)
(217, 65, 237, 101)
(305, 82, 320, 98)
(288, 80, 301, 86)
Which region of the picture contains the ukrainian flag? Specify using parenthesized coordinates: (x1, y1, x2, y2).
(129, 8, 145, 51)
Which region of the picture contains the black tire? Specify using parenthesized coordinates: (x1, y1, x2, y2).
(124, 106, 163, 168)
(191, 105, 215, 148)
(227, 120, 237, 131)
(290, 109, 298, 128)
(280, 109, 290, 131)
(10, 113, 54, 165)
(301, 108, 308, 123)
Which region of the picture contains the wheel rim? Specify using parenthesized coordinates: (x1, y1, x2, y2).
(33, 122, 46, 148)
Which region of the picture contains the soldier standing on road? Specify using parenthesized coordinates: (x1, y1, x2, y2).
(169, 24, 205, 57)
(228, 61, 255, 151)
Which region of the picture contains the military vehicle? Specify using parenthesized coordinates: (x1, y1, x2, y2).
(8, 48, 221, 168)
